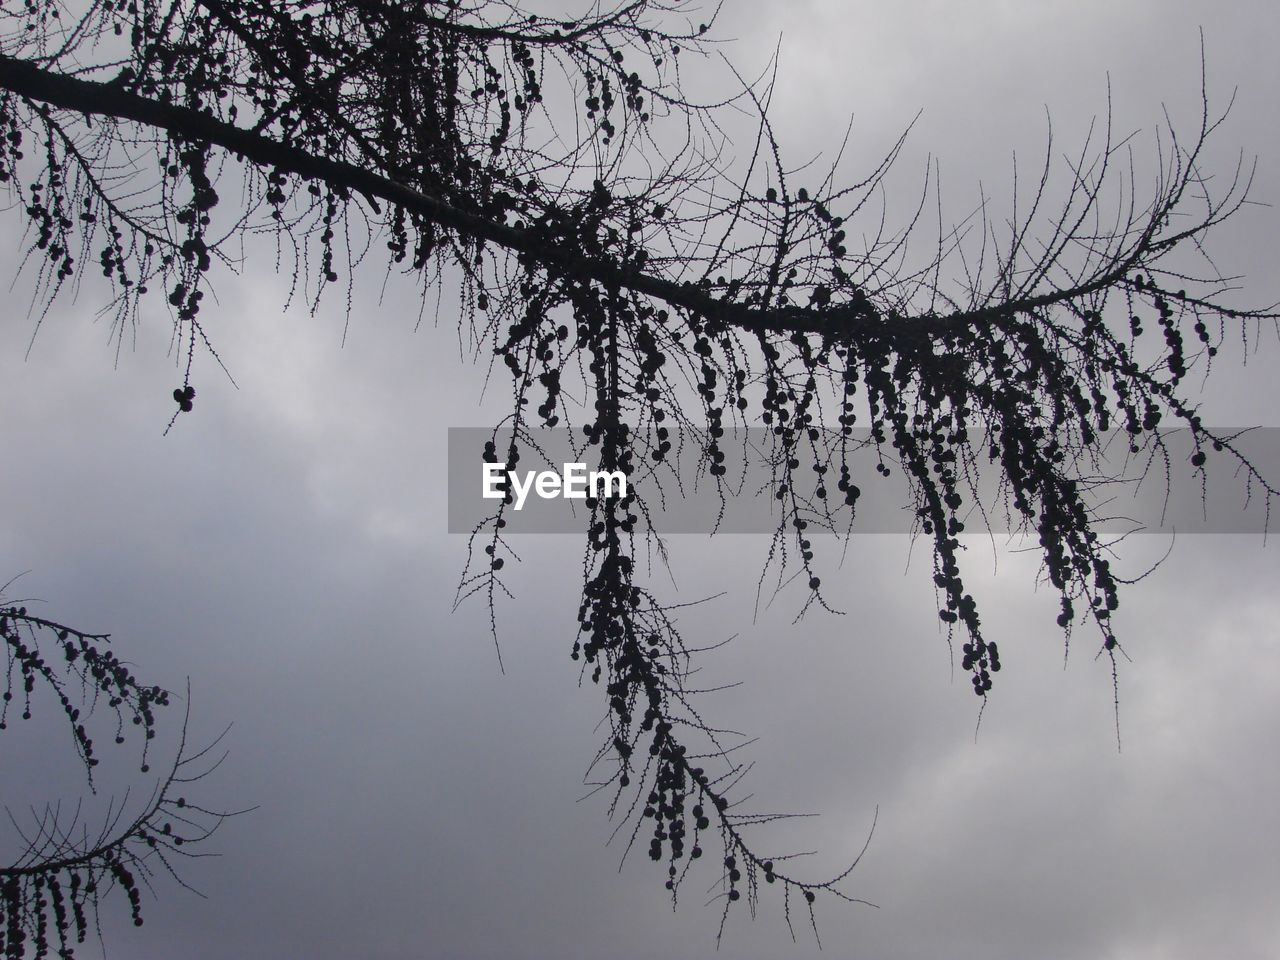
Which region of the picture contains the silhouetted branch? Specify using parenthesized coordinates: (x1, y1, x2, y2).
(0, 603, 240, 959)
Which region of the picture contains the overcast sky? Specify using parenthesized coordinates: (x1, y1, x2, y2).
(3, 2, 1279, 958)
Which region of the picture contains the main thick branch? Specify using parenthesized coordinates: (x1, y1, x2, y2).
(0, 54, 1075, 342)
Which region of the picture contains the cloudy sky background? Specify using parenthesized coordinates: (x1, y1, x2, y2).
(3, 1, 1279, 957)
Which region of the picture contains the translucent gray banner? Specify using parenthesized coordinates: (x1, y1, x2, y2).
(446, 427, 1279, 535)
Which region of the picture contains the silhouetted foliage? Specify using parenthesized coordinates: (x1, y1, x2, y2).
(0, 590, 234, 959)
(1, 0, 1276, 945)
